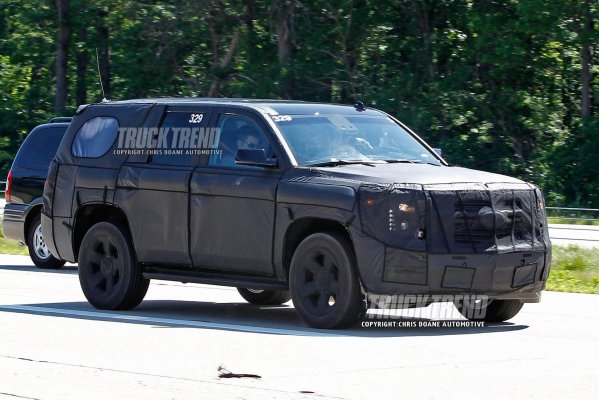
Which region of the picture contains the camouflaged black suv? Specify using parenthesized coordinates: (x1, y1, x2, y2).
(42, 98, 551, 328)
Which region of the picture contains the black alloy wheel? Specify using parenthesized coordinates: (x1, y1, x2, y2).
(289, 232, 366, 329)
(78, 222, 149, 310)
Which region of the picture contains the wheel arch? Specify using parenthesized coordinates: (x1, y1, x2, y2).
(24, 203, 43, 242)
(72, 203, 133, 261)
(282, 217, 358, 277)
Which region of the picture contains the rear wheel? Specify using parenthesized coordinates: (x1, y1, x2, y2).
(27, 214, 66, 269)
(289, 232, 366, 329)
(453, 298, 523, 322)
(237, 288, 291, 305)
(78, 222, 149, 310)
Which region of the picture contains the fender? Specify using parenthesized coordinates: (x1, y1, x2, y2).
(277, 180, 356, 212)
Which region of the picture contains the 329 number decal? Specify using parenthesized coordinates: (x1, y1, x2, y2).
(189, 114, 204, 123)
(271, 115, 292, 122)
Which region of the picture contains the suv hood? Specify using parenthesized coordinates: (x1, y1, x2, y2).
(313, 163, 526, 186)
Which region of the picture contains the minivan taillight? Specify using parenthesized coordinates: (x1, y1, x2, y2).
(5, 169, 12, 203)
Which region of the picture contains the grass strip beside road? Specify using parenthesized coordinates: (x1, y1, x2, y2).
(0, 230, 596, 294)
(546, 245, 599, 294)
(0, 227, 27, 255)
(547, 218, 599, 225)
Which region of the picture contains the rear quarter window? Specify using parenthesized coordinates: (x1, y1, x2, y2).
(15, 126, 68, 170)
(71, 117, 119, 158)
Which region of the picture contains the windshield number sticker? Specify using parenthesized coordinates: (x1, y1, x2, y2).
(271, 115, 292, 122)
(189, 114, 204, 124)
(328, 115, 357, 131)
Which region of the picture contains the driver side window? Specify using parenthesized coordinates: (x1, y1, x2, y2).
(209, 114, 270, 168)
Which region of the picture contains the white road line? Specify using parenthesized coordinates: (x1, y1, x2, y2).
(0, 304, 338, 337)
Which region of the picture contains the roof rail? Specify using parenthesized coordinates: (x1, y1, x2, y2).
(48, 117, 73, 123)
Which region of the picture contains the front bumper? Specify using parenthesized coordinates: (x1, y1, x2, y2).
(352, 228, 550, 297)
(353, 183, 551, 298)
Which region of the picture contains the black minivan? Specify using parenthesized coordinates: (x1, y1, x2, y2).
(3, 118, 70, 268)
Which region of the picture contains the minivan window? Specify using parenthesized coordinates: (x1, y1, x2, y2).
(71, 117, 119, 158)
(15, 126, 67, 170)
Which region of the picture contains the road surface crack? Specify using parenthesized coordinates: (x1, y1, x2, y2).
(218, 365, 261, 379)
(0, 393, 41, 400)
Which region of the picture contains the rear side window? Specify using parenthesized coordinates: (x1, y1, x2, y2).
(71, 117, 119, 158)
(149, 111, 206, 167)
(15, 126, 67, 170)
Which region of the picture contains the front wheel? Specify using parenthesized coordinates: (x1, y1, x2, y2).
(78, 222, 149, 310)
(237, 288, 291, 305)
(27, 214, 66, 269)
(453, 299, 523, 322)
(289, 232, 366, 329)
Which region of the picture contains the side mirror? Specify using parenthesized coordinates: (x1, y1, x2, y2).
(235, 149, 278, 168)
(433, 148, 443, 156)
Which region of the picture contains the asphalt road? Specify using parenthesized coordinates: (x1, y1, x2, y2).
(0, 254, 597, 400)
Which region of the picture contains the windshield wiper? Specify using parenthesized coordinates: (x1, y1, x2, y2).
(384, 159, 440, 166)
(383, 159, 419, 164)
(307, 160, 381, 167)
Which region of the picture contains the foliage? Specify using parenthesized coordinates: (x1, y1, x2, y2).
(0, 0, 596, 206)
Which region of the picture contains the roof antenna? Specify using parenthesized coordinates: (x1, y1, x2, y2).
(354, 100, 366, 111)
(95, 48, 109, 103)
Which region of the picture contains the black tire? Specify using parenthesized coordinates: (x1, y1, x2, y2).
(78, 222, 149, 310)
(289, 232, 366, 329)
(27, 213, 66, 269)
(453, 299, 523, 322)
(237, 288, 291, 305)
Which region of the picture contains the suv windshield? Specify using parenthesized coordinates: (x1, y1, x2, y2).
(271, 114, 441, 166)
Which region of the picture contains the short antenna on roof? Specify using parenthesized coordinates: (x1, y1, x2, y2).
(354, 100, 366, 111)
(95, 48, 109, 103)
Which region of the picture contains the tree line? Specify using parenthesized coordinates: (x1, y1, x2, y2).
(0, 0, 597, 206)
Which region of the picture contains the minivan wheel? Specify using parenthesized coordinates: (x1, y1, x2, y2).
(289, 232, 366, 329)
(453, 298, 523, 322)
(27, 214, 66, 269)
(78, 222, 149, 310)
(237, 288, 291, 305)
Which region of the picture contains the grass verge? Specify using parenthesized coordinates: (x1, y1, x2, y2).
(0, 227, 28, 255)
(547, 218, 599, 225)
(0, 230, 596, 293)
(546, 245, 599, 294)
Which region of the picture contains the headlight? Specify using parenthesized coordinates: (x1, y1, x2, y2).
(536, 188, 546, 212)
(359, 184, 426, 251)
(398, 203, 414, 213)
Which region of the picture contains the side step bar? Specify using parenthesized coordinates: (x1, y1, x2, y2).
(143, 268, 289, 291)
